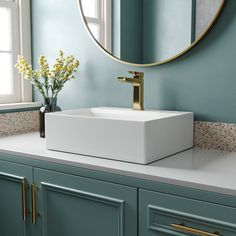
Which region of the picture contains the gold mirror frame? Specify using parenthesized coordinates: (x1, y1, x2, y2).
(78, 0, 225, 67)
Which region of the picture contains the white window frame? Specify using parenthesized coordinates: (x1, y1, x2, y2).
(0, 0, 32, 105)
(82, 0, 112, 53)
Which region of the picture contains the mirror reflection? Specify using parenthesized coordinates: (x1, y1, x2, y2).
(80, 0, 224, 65)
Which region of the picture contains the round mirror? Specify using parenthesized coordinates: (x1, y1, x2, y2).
(78, 0, 225, 66)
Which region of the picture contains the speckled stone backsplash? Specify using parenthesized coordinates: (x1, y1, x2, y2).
(0, 110, 39, 136)
(0, 112, 235, 152)
(194, 121, 236, 152)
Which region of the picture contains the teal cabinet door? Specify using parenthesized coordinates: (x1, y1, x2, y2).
(33, 168, 137, 236)
(0, 160, 33, 236)
(139, 189, 236, 236)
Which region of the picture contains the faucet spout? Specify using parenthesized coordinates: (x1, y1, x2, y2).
(117, 77, 141, 84)
(117, 71, 144, 110)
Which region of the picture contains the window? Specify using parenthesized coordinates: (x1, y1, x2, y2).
(81, 0, 112, 53)
(0, 0, 31, 104)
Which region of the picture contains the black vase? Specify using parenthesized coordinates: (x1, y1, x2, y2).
(39, 97, 57, 138)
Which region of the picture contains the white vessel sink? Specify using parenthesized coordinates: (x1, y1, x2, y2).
(45, 107, 193, 164)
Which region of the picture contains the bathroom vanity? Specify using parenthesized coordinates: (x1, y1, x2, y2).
(0, 133, 236, 236)
(0, 0, 231, 235)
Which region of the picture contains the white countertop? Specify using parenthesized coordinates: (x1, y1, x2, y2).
(0, 132, 236, 196)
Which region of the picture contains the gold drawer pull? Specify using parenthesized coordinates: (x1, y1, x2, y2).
(171, 223, 220, 236)
(21, 181, 29, 221)
(31, 184, 39, 224)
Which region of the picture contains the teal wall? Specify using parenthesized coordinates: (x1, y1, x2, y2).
(31, 0, 236, 123)
(112, 0, 121, 59)
(113, 0, 192, 64)
(143, 0, 192, 63)
(112, 0, 143, 63)
(120, 0, 143, 63)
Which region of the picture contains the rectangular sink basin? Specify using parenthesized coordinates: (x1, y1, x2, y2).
(45, 107, 193, 164)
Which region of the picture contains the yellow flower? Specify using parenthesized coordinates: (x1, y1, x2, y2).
(15, 56, 37, 80)
(38, 55, 50, 78)
(15, 50, 79, 98)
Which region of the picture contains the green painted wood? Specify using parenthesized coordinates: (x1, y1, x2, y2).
(139, 189, 236, 236)
(0, 152, 236, 209)
(1, 152, 236, 236)
(33, 168, 137, 236)
(0, 160, 33, 236)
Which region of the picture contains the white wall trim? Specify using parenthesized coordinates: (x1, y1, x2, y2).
(0, 0, 32, 104)
(0, 102, 41, 111)
(18, 0, 32, 103)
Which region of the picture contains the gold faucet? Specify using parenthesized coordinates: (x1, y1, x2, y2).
(117, 71, 144, 110)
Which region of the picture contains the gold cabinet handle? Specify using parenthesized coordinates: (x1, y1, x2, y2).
(31, 184, 39, 224)
(21, 180, 29, 221)
(171, 223, 220, 236)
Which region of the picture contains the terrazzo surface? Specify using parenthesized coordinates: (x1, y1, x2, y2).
(1, 110, 236, 152)
(0, 110, 39, 136)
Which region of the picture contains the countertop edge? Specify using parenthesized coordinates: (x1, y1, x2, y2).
(0, 146, 236, 197)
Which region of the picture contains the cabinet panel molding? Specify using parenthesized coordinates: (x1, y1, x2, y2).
(0, 166, 32, 236)
(41, 182, 125, 236)
(33, 167, 137, 236)
(148, 205, 236, 235)
(140, 189, 236, 236)
(0, 171, 25, 182)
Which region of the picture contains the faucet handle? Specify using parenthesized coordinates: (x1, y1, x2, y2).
(128, 71, 144, 79)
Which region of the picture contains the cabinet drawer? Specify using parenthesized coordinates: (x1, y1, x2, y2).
(139, 189, 236, 236)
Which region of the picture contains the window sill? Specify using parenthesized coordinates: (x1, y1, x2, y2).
(0, 102, 41, 113)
